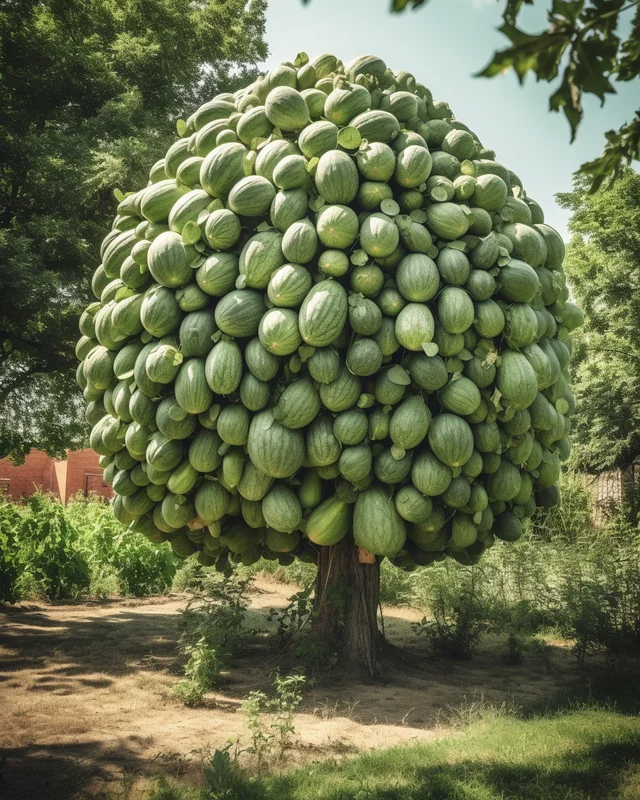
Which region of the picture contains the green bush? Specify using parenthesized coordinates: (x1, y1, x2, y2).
(66, 495, 176, 596)
(14, 493, 91, 600)
(0, 492, 177, 602)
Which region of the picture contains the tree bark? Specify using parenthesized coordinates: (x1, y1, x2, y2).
(311, 537, 384, 679)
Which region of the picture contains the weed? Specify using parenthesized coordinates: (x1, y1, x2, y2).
(174, 571, 251, 705)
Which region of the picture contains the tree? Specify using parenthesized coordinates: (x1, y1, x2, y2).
(78, 50, 576, 677)
(556, 169, 640, 473)
(301, 0, 640, 191)
(0, 0, 267, 462)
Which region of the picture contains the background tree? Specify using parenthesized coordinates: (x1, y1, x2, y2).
(302, 0, 640, 190)
(0, 0, 267, 462)
(557, 169, 640, 473)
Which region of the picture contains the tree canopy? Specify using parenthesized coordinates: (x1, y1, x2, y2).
(302, 0, 640, 191)
(0, 0, 267, 462)
(557, 169, 640, 472)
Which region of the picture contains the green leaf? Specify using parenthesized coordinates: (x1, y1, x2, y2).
(422, 342, 439, 357)
(289, 354, 302, 373)
(176, 118, 187, 136)
(113, 188, 125, 203)
(503, 0, 534, 26)
(357, 393, 375, 409)
(338, 126, 362, 149)
(169, 404, 188, 422)
(114, 286, 134, 301)
(298, 345, 316, 362)
(182, 221, 201, 245)
(309, 194, 326, 212)
(350, 249, 369, 266)
(549, 69, 583, 142)
(387, 365, 411, 385)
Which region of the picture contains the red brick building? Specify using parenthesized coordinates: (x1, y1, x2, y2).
(0, 449, 112, 502)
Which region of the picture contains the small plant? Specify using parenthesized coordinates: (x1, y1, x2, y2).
(174, 570, 251, 705)
(270, 671, 306, 757)
(240, 671, 306, 769)
(241, 689, 272, 769)
(172, 637, 222, 707)
(267, 584, 314, 646)
(414, 585, 482, 661)
(16, 493, 91, 600)
(203, 744, 240, 798)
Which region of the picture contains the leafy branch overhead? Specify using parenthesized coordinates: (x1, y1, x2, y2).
(478, 0, 640, 191)
(301, 0, 640, 191)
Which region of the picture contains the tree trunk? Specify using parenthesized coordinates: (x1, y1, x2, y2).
(311, 537, 384, 679)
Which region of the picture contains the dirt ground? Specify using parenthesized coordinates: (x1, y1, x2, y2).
(0, 579, 602, 799)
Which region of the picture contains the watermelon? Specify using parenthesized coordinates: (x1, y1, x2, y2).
(214, 289, 266, 337)
(315, 150, 359, 205)
(247, 410, 305, 478)
(306, 497, 351, 545)
(147, 232, 193, 288)
(428, 414, 474, 468)
(315, 205, 360, 249)
(299, 280, 348, 347)
(360, 213, 400, 258)
(239, 231, 285, 289)
(265, 86, 310, 131)
(228, 176, 276, 217)
(354, 486, 406, 556)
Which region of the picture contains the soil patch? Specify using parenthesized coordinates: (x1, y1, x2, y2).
(0, 579, 608, 799)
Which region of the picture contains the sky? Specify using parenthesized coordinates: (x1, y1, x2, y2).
(262, 0, 639, 240)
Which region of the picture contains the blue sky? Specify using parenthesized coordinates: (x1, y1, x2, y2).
(263, 0, 639, 240)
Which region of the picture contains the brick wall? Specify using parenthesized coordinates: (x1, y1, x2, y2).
(0, 449, 112, 502)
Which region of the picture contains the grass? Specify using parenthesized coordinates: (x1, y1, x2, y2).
(150, 704, 640, 800)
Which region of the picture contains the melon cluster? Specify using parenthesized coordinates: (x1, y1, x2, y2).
(77, 52, 584, 571)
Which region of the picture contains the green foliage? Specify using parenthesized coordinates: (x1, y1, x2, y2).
(173, 637, 223, 707)
(0, 502, 21, 602)
(0, 0, 267, 461)
(557, 170, 640, 473)
(480, 1, 640, 189)
(66, 496, 176, 595)
(412, 570, 482, 660)
(14, 494, 91, 599)
(0, 493, 176, 601)
(267, 585, 315, 646)
(241, 671, 306, 766)
(406, 486, 640, 666)
(174, 570, 252, 705)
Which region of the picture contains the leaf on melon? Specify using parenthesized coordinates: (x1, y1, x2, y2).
(357, 393, 375, 408)
(338, 126, 362, 150)
(422, 342, 439, 357)
(182, 221, 201, 245)
(387, 365, 411, 385)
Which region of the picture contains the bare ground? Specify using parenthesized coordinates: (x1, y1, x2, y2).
(0, 579, 611, 799)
